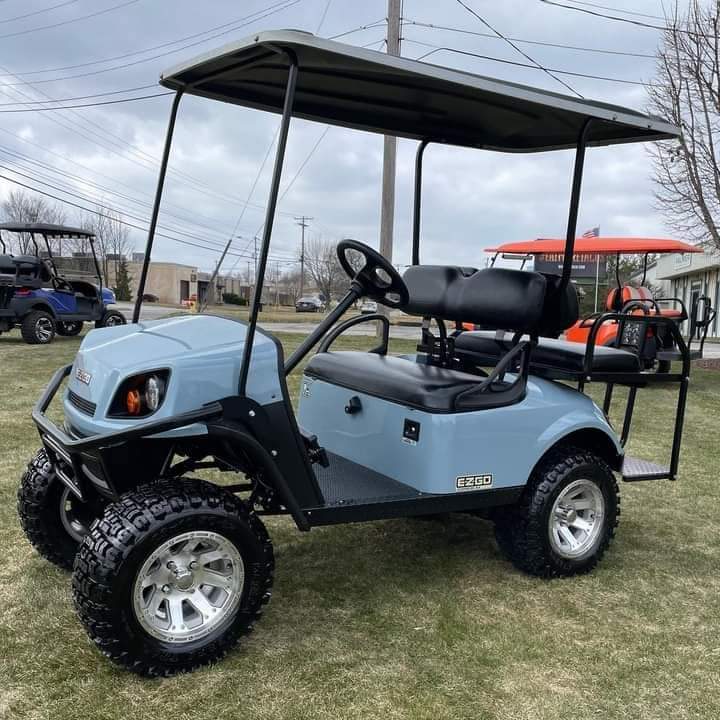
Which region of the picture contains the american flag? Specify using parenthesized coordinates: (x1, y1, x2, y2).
(581, 226, 600, 238)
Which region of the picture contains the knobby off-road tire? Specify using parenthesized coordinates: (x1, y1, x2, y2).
(21, 310, 55, 344)
(72, 479, 274, 677)
(494, 447, 619, 578)
(17, 448, 90, 569)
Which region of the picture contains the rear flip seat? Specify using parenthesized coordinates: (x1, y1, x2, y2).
(454, 330, 641, 375)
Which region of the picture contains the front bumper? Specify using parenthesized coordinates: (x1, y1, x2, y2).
(33, 364, 223, 501)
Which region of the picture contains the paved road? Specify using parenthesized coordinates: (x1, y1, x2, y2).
(116, 303, 422, 339)
(117, 303, 720, 354)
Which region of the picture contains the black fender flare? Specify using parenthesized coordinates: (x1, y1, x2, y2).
(206, 422, 311, 531)
(13, 298, 57, 320)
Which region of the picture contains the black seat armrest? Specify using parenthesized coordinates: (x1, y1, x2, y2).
(317, 313, 390, 355)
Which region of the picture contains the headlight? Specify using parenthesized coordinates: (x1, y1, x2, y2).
(108, 370, 169, 418)
(144, 375, 165, 411)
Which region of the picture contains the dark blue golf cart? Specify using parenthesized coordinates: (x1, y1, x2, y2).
(0, 223, 125, 344)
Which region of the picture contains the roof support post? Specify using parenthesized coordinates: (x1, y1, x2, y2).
(561, 118, 594, 290)
(133, 89, 184, 323)
(411, 139, 430, 266)
(238, 55, 298, 395)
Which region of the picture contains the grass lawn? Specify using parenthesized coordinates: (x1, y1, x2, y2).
(1, 327, 719, 720)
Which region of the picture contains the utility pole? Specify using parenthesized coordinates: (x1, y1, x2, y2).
(295, 216, 312, 296)
(378, 0, 401, 334)
(198, 235, 235, 312)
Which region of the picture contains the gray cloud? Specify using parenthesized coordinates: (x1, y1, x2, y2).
(0, 0, 671, 272)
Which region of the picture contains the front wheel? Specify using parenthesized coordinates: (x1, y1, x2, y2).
(494, 447, 619, 578)
(17, 449, 96, 569)
(72, 479, 274, 676)
(95, 309, 126, 328)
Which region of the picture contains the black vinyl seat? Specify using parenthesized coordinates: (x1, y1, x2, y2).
(454, 331, 641, 375)
(305, 351, 522, 412)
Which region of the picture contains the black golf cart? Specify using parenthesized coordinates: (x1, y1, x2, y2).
(0, 223, 125, 344)
(17, 32, 693, 677)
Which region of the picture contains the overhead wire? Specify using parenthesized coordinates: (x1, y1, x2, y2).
(0, 0, 303, 80)
(0, 91, 173, 112)
(0, 0, 142, 42)
(401, 19, 656, 59)
(538, 0, 710, 37)
(405, 38, 651, 86)
(454, 0, 583, 98)
(0, 0, 81, 25)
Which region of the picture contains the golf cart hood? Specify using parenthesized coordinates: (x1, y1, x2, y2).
(63, 315, 283, 435)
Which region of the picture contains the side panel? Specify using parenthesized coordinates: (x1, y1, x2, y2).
(298, 374, 622, 494)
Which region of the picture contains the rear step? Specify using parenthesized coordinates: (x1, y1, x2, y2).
(622, 456, 673, 482)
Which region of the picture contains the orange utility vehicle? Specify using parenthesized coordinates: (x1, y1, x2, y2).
(486, 237, 714, 371)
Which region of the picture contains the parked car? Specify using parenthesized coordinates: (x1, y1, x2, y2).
(359, 300, 377, 314)
(295, 296, 325, 312)
(142, 293, 159, 303)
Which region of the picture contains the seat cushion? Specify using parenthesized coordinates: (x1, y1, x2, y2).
(305, 351, 515, 412)
(455, 331, 641, 374)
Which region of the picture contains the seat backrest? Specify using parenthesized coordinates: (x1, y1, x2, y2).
(403, 265, 548, 334)
(606, 285, 642, 311)
(536, 273, 579, 338)
(0, 254, 15, 275)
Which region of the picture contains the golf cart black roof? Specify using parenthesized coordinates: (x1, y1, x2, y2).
(161, 30, 678, 152)
(0, 222, 95, 238)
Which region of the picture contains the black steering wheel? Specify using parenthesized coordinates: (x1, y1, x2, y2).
(336, 239, 409, 309)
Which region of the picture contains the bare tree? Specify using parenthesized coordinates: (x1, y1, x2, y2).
(304, 235, 346, 302)
(648, 1, 720, 249)
(1, 189, 65, 254)
(76, 205, 133, 285)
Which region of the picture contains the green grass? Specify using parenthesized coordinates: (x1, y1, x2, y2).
(1, 328, 719, 720)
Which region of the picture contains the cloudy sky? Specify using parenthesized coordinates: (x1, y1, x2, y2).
(0, 0, 676, 275)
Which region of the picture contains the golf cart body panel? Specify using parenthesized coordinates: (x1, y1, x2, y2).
(63, 315, 284, 438)
(298, 370, 621, 494)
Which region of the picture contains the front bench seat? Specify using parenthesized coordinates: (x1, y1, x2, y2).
(455, 331, 641, 375)
(305, 351, 524, 412)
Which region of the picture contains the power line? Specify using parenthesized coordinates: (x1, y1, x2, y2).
(316, 0, 333, 33)
(0, 0, 80, 25)
(405, 38, 650, 86)
(0, 91, 173, 112)
(0, 0, 303, 80)
(538, 0, 710, 37)
(0, 0, 303, 86)
(328, 19, 386, 40)
(552, 0, 665, 21)
(0, 83, 162, 106)
(401, 19, 656, 59)
(0, 0, 142, 42)
(454, 0, 583, 98)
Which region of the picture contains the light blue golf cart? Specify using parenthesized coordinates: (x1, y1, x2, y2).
(18, 31, 691, 676)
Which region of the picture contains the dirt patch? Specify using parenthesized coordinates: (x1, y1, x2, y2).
(693, 358, 720, 370)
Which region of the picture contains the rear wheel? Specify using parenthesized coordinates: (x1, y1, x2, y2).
(494, 447, 619, 578)
(57, 321, 84, 336)
(21, 310, 55, 344)
(72, 479, 274, 676)
(17, 449, 96, 569)
(96, 309, 126, 328)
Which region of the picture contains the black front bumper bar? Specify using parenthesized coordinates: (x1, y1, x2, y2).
(33, 364, 223, 499)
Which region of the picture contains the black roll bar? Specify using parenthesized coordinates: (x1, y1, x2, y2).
(411, 139, 430, 266)
(561, 118, 594, 291)
(0, 231, 5, 254)
(239, 52, 298, 395)
(88, 236, 104, 288)
(133, 89, 184, 323)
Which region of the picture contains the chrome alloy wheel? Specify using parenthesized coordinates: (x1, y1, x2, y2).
(105, 314, 123, 326)
(548, 479, 605, 559)
(132, 531, 244, 644)
(35, 316, 53, 342)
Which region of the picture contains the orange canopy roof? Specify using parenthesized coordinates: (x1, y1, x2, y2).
(487, 237, 702, 256)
